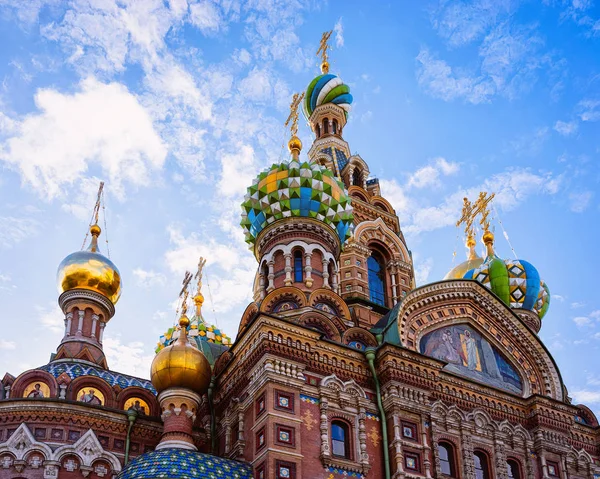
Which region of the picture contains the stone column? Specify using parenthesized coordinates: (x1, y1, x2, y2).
(267, 260, 275, 292)
(349, 167, 355, 185)
(422, 420, 433, 479)
(284, 253, 293, 286)
(320, 399, 330, 458)
(225, 424, 231, 454)
(322, 259, 330, 289)
(494, 436, 509, 479)
(461, 426, 475, 478)
(391, 413, 405, 478)
(65, 312, 73, 337)
(389, 263, 399, 305)
(98, 322, 106, 344)
(91, 314, 99, 339)
(76, 310, 84, 336)
(431, 420, 442, 477)
(304, 252, 313, 288)
(331, 264, 339, 293)
(3, 385, 9, 399)
(358, 409, 369, 467)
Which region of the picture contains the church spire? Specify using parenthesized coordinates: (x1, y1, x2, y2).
(285, 92, 304, 160)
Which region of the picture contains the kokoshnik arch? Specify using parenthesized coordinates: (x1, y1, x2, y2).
(0, 31, 597, 479)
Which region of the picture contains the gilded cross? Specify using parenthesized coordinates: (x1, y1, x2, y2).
(195, 257, 207, 293)
(456, 197, 475, 237)
(284, 92, 305, 138)
(317, 30, 333, 73)
(472, 191, 496, 232)
(179, 271, 193, 317)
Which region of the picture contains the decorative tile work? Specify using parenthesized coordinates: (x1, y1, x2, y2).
(404, 452, 421, 473)
(275, 390, 294, 413)
(118, 448, 253, 478)
(39, 362, 156, 393)
(326, 466, 365, 478)
(68, 430, 80, 441)
(368, 425, 381, 448)
(241, 160, 353, 247)
(275, 425, 295, 447)
(51, 429, 64, 440)
(302, 409, 317, 431)
(401, 421, 417, 441)
(34, 428, 46, 439)
(365, 412, 379, 421)
(299, 394, 319, 404)
(255, 427, 266, 452)
(275, 460, 296, 479)
(256, 392, 266, 418)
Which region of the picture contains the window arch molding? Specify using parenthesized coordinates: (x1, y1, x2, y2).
(473, 449, 492, 479)
(437, 439, 458, 477)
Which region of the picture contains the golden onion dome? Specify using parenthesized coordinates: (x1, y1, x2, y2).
(57, 224, 122, 304)
(444, 235, 483, 280)
(151, 315, 212, 395)
(288, 135, 302, 154)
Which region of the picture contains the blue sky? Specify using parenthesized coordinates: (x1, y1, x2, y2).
(0, 0, 599, 412)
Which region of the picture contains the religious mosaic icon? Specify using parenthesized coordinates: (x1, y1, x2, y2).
(23, 382, 50, 398)
(124, 397, 149, 415)
(77, 388, 104, 405)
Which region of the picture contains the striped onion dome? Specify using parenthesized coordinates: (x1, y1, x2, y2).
(303, 73, 353, 119)
(464, 256, 550, 320)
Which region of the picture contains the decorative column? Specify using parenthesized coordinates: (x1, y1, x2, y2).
(91, 314, 99, 338)
(65, 312, 73, 337)
(98, 322, 105, 344)
(284, 253, 293, 286)
(267, 260, 275, 292)
(349, 167, 355, 185)
(430, 420, 442, 477)
(389, 262, 399, 305)
(76, 310, 84, 336)
(320, 399, 330, 459)
(461, 426, 475, 478)
(331, 264, 339, 293)
(3, 385, 9, 399)
(304, 252, 313, 288)
(322, 258, 330, 289)
(422, 420, 433, 479)
(391, 413, 405, 478)
(358, 408, 369, 467)
(494, 435, 509, 479)
(224, 424, 231, 454)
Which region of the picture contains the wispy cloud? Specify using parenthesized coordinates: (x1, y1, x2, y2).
(334, 18, 344, 47)
(569, 191, 593, 212)
(554, 120, 578, 136)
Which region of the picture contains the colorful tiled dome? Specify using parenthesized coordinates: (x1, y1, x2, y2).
(464, 257, 550, 319)
(240, 159, 353, 247)
(118, 448, 252, 479)
(303, 73, 353, 119)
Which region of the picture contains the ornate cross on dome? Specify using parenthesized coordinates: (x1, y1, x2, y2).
(285, 92, 305, 139)
(317, 30, 333, 73)
(179, 271, 193, 317)
(195, 257, 206, 293)
(456, 197, 475, 237)
(473, 191, 496, 233)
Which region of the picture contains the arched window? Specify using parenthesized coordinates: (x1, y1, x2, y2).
(316, 123, 321, 138)
(367, 251, 386, 306)
(331, 421, 350, 459)
(474, 450, 490, 479)
(507, 459, 522, 479)
(294, 251, 303, 283)
(324, 119, 329, 134)
(333, 119, 338, 134)
(352, 168, 362, 186)
(438, 442, 456, 477)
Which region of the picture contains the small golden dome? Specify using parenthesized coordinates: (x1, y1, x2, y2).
(444, 257, 484, 280)
(150, 316, 212, 395)
(57, 225, 122, 304)
(482, 230, 494, 244)
(288, 136, 302, 153)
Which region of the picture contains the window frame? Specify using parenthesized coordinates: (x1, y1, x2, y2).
(404, 451, 421, 473)
(547, 460, 560, 477)
(367, 251, 387, 306)
(437, 441, 457, 477)
(473, 449, 491, 479)
(274, 390, 295, 413)
(275, 460, 296, 479)
(507, 458, 522, 479)
(330, 419, 352, 460)
(293, 250, 303, 283)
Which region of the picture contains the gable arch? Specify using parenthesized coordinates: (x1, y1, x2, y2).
(308, 288, 351, 320)
(11, 369, 58, 398)
(260, 286, 307, 313)
(347, 185, 371, 203)
(370, 195, 395, 214)
(297, 313, 342, 342)
(238, 302, 259, 334)
(395, 280, 564, 400)
(354, 217, 410, 263)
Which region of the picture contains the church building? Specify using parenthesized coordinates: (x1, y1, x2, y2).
(1, 32, 598, 479)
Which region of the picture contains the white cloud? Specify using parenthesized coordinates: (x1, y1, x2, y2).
(571, 390, 600, 404)
(133, 268, 167, 288)
(407, 157, 459, 189)
(0, 78, 166, 199)
(334, 18, 344, 47)
(0, 339, 16, 350)
(569, 191, 593, 213)
(554, 120, 578, 136)
(189, 1, 224, 35)
(578, 99, 600, 121)
(0, 216, 39, 248)
(414, 257, 434, 285)
(571, 301, 586, 309)
(217, 144, 259, 198)
(573, 316, 592, 327)
(103, 336, 155, 378)
(37, 303, 64, 335)
(238, 67, 273, 102)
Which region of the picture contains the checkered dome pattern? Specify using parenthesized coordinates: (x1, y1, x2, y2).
(241, 159, 353, 247)
(464, 256, 550, 319)
(118, 448, 252, 479)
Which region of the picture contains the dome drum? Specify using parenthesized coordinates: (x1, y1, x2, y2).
(58, 289, 115, 321)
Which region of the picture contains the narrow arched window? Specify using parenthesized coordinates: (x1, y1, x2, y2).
(331, 421, 350, 458)
(352, 168, 362, 186)
(438, 442, 456, 477)
(324, 119, 329, 134)
(294, 251, 303, 283)
(333, 119, 338, 134)
(474, 450, 490, 479)
(507, 459, 522, 479)
(367, 251, 386, 306)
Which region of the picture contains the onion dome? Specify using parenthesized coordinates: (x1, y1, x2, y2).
(445, 235, 483, 280)
(240, 159, 353, 248)
(118, 448, 252, 479)
(150, 315, 212, 395)
(463, 233, 550, 320)
(57, 224, 122, 304)
(303, 73, 353, 120)
(156, 293, 231, 367)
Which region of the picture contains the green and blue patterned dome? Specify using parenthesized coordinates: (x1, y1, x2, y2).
(118, 448, 252, 479)
(303, 73, 353, 119)
(241, 159, 353, 247)
(464, 256, 550, 320)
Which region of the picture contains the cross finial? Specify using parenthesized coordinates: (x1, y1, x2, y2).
(317, 30, 333, 73)
(473, 191, 495, 232)
(285, 92, 305, 139)
(195, 257, 207, 294)
(456, 197, 475, 236)
(179, 271, 193, 317)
